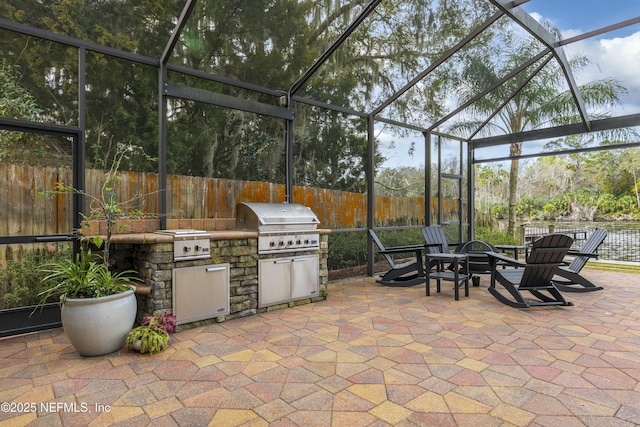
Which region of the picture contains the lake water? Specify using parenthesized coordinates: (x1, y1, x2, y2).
(520, 221, 640, 263)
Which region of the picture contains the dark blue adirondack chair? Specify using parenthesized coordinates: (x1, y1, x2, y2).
(553, 228, 607, 292)
(369, 229, 426, 287)
(486, 234, 574, 308)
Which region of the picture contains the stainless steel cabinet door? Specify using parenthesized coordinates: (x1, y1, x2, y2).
(173, 263, 230, 324)
(291, 255, 319, 300)
(258, 258, 291, 307)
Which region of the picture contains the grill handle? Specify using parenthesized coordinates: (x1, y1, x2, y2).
(260, 219, 318, 225)
(206, 266, 227, 272)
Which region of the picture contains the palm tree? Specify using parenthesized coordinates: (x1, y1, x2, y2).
(449, 26, 626, 236)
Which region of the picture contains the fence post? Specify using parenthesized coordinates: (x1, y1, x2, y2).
(518, 225, 525, 245)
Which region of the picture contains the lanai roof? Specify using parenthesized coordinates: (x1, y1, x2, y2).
(2, 1, 639, 157)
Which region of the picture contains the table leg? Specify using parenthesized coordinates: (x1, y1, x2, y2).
(453, 259, 459, 301)
(415, 249, 425, 280)
(463, 258, 469, 297)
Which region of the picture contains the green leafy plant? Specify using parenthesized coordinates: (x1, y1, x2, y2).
(126, 312, 176, 355)
(37, 250, 140, 306)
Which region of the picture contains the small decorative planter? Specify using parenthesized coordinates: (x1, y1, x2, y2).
(126, 312, 176, 355)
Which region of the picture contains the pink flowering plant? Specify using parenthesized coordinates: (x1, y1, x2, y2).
(142, 311, 176, 333)
(126, 311, 176, 355)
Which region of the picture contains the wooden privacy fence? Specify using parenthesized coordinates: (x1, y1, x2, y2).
(0, 164, 444, 237)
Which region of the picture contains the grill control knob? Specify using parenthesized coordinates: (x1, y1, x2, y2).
(184, 246, 191, 252)
(296, 239, 302, 245)
(270, 241, 276, 247)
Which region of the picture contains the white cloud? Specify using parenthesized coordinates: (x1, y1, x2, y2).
(376, 128, 425, 170)
(525, 8, 640, 115)
(563, 31, 640, 115)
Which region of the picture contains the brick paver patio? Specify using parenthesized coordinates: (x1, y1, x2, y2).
(1, 269, 640, 426)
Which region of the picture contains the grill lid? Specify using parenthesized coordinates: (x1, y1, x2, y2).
(236, 202, 319, 232)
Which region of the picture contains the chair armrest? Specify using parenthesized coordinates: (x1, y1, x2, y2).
(379, 244, 425, 255)
(486, 251, 526, 268)
(567, 249, 599, 258)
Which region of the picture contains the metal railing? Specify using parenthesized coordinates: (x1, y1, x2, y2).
(522, 224, 640, 263)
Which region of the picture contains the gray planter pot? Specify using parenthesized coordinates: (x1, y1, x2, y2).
(61, 287, 137, 357)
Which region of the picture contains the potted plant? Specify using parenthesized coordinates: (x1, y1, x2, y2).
(126, 312, 176, 355)
(37, 250, 140, 357)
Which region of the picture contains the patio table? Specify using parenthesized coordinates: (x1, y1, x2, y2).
(425, 252, 470, 300)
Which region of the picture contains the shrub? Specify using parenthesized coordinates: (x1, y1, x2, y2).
(474, 227, 518, 246)
(0, 248, 69, 310)
(327, 228, 423, 271)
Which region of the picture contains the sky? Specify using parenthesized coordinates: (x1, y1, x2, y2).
(524, 0, 640, 116)
(379, 0, 640, 170)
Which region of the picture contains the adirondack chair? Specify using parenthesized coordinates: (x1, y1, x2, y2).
(369, 229, 426, 287)
(486, 234, 574, 308)
(422, 226, 472, 299)
(421, 225, 451, 255)
(422, 227, 500, 286)
(553, 228, 607, 292)
(421, 226, 454, 270)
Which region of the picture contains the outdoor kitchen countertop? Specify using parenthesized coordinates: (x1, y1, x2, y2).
(91, 228, 330, 244)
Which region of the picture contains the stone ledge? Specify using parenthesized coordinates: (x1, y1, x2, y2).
(93, 228, 330, 244)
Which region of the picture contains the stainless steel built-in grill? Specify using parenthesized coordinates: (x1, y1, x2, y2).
(236, 202, 320, 254)
(154, 229, 211, 261)
(236, 202, 321, 308)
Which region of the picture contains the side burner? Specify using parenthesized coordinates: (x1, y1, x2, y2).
(154, 229, 211, 261)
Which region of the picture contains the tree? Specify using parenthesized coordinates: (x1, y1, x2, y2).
(2, 0, 493, 190)
(0, 0, 178, 171)
(449, 25, 626, 236)
(475, 164, 508, 215)
(164, 0, 493, 188)
(619, 147, 640, 208)
(0, 60, 46, 164)
(375, 166, 425, 197)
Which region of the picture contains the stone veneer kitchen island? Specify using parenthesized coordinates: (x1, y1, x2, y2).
(102, 227, 329, 330)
